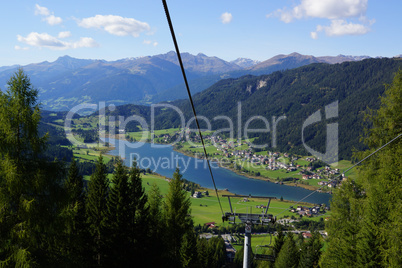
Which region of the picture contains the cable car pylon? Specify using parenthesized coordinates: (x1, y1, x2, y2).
(222, 195, 277, 268)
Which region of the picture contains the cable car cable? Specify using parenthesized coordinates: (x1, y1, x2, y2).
(162, 0, 224, 216)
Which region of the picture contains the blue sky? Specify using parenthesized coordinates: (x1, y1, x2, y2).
(1, 0, 400, 66)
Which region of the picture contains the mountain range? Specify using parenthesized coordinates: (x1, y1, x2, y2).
(0, 51, 379, 110)
(101, 57, 402, 160)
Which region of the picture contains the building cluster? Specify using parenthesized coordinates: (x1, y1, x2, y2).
(165, 131, 344, 189)
(290, 205, 325, 218)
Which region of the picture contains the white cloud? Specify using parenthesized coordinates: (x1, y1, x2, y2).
(221, 12, 233, 24)
(310, 31, 318, 39)
(273, 0, 368, 22)
(58, 31, 72, 38)
(314, 19, 370, 38)
(34, 4, 62, 25)
(153, 42, 158, 47)
(45, 15, 63, 25)
(17, 32, 98, 50)
(269, 0, 373, 38)
(78, 15, 150, 37)
(35, 4, 50, 16)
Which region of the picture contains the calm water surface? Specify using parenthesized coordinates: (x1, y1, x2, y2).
(105, 138, 331, 205)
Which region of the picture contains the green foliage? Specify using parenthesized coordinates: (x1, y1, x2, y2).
(180, 230, 198, 267)
(103, 159, 131, 266)
(0, 70, 231, 267)
(163, 167, 194, 266)
(0, 68, 46, 162)
(153, 58, 402, 160)
(274, 232, 298, 268)
(85, 155, 109, 266)
(126, 160, 150, 263)
(0, 69, 66, 267)
(272, 228, 285, 258)
(60, 158, 88, 267)
(321, 69, 402, 267)
(298, 231, 322, 268)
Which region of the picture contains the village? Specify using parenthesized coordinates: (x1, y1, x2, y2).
(156, 129, 345, 192)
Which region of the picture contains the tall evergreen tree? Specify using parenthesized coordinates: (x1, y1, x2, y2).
(180, 230, 198, 268)
(61, 158, 88, 267)
(355, 69, 402, 267)
(104, 159, 131, 267)
(210, 236, 227, 268)
(127, 160, 149, 263)
(272, 227, 285, 260)
(86, 155, 109, 266)
(163, 167, 193, 266)
(274, 232, 298, 268)
(319, 179, 364, 267)
(197, 238, 209, 268)
(0, 69, 65, 267)
(321, 70, 402, 267)
(298, 231, 322, 268)
(148, 182, 165, 266)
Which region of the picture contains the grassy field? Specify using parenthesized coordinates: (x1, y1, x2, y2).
(141, 173, 317, 227)
(83, 169, 315, 227)
(72, 146, 113, 163)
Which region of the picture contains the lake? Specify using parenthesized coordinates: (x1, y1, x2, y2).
(105, 138, 331, 205)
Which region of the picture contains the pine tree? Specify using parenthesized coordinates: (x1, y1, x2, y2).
(62, 158, 88, 267)
(104, 159, 131, 267)
(180, 230, 198, 267)
(210, 236, 227, 268)
(163, 167, 193, 266)
(0, 69, 65, 266)
(272, 227, 285, 259)
(321, 70, 402, 267)
(197, 238, 209, 267)
(319, 179, 364, 267)
(86, 155, 109, 266)
(148, 182, 165, 266)
(274, 232, 298, 268)
(127, 159, 149, 263)
(354, 69, 402, 267)
(299, 231, 322, 268)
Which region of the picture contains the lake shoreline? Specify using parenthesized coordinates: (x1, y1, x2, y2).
(103, 134, 326, 193)
(102, 135, 331, 205)
(171, 145, 326, 193)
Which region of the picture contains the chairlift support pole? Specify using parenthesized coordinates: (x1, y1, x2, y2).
(222, 195, 277, 268)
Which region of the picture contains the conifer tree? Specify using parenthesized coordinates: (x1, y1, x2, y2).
(272, 227, 285, 259)
(210, 236, 227, 268)
(62, 158, 88, 267)
(298, 231, 322, 268)
(127, 159, 149, 263)
(180, 230, 198, 267)
(163, 167, 193, 266)
(274, 232, 298, 268)
(354, 69, 402, 267)
(197, 238, 209, 267)
(86, 155, 109, 266)
(148, 182, 165, 266)
(321, 70, 402, 267)
(104, 159, 131, 266)
(319, 179, 364, 267)
(0, 69, 64, 266)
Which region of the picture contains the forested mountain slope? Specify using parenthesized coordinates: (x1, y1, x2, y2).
(110, 58, 402, 160)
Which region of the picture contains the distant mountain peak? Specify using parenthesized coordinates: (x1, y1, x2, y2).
(56, 55, 74, 60)
(231, 58, 260, 68)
